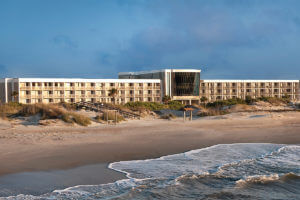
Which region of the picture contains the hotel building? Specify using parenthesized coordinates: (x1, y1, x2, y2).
(119, 69, 201, 104)
(200, 80, 300, 102)
(0, 78, 161, 104)
(1, 69, 299, 104)
(120, 69, 300, 104)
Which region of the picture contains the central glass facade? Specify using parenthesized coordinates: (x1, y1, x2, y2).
(171, 72, 200, 96)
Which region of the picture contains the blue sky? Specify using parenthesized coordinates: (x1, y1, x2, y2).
(0, 0, 300, 79)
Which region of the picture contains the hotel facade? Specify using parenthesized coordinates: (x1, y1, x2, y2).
(0, 78, 161, 104)
(1, 69, 299, 104)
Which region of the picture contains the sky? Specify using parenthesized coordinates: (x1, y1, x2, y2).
(0, 0, 300, 79)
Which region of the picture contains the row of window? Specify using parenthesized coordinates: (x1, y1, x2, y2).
(201, 88, 295, 94)
(23, 90, 161, 95)
(207, 94, 294, 100)
(22, 82, 160, 87)
(202, 82, 297, 87)
(24, 97, 160, 104)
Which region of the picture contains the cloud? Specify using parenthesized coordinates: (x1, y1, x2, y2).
(112, 0, 300, 78)
(52, 35, 78, 49)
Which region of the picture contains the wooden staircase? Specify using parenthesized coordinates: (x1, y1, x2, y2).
(74, 101, 140, 119)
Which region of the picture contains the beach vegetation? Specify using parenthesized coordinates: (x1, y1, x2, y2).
(124, 101, 184, 111)
(197, 108, 229, 117)
(124, 102, 166, 111)
(206, 98, 246, 108)
(167, 101, 184, 110)
(0, 102, 23, 118)
(257, 96, 290, 105)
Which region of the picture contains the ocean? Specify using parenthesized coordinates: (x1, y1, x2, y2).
(1, 143, 299, 200)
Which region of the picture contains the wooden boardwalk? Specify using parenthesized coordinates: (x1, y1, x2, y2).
(74, 101, 140, 119)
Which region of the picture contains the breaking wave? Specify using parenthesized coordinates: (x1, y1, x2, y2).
(1, 143, 299, 200)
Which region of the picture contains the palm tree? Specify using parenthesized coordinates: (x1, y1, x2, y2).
(109, 88, 118, 104)
(162, 95, 171, 104)
(11, 91, 18, 102)
(200, 96, 208, 108)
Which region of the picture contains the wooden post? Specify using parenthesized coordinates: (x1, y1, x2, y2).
(115, 110, 117, 125)
(190, 110, 193, 121)
(106, 110, 108, 125)
(183, 111, 186, 122)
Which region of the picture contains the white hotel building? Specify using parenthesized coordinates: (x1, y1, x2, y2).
(1, 69, 299, 104)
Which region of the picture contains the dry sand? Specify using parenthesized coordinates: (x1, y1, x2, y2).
(0, 111, 299, 177)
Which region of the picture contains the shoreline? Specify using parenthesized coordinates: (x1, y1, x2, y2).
(0, 111, 300, 196)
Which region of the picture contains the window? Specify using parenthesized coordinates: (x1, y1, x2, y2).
(260, 83, 265, 87)
(130, 90, 134, 94)
(26, 83, 30, 87)
(49, 83, 52, 87)
(55, 83, 58, 87)
(232, 83, 236, 87)
(32, 83, 36, 87)
(91, 83, 95, 87)
(148, 97, 152, 101)
(139, 83, 143, 86)
(247, 83, 251, 87)
(70, 83, 74, 87)
(26, 99, 30, 103)
(49, 98, 53, 103)
(110, 83, 114, 87)
(129, 83, 134, 87)
(38, 91, 42, 95)
(91, 90, 95, 94)
(81, 83, 85, 87)
(246, 89, 251, 92)
(201, 83, 205, 87)
(148, 83, 152, 87)
(70, 91, 74, 94)
(148, 90, 151, 94)
(26, 91, 30, 95)
(81, 91, 85, 95)
(60, 91, 64, 94)
(49, 91, 53, 95)
(217, 83, 221, 87)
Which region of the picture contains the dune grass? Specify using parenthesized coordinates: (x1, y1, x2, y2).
(0, 103, 91, 126)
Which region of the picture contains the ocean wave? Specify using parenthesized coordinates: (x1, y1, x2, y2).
(236, 172, 300, 187)
(1, 143, 299, 200)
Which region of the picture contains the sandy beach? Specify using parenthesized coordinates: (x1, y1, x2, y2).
(0, 111, 300, 195)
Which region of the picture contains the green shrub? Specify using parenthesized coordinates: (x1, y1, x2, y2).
(124, 102, 166, 111)
(197, 109, 229, 117)
(167, 101, 184, 110)
(257, 96, 290, 104)
(206, 98, 246, 108)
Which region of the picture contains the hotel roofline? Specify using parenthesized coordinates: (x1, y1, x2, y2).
(202, 80, 299, 83)
(0, 78, 160, 83)
(118, 69, 201, 76)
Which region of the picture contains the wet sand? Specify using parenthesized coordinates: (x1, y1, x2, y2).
(0, 111, 299, 196)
